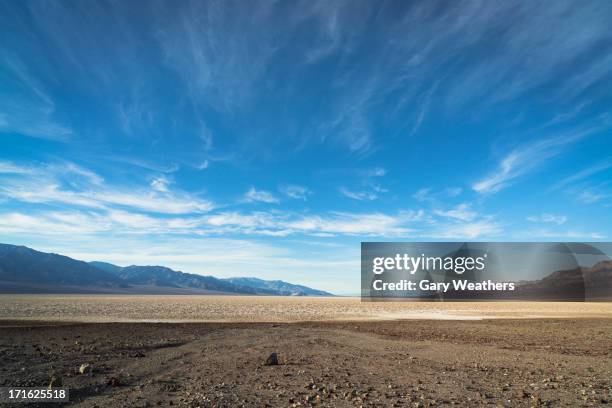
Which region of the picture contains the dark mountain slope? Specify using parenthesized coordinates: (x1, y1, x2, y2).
(516, 260, 612, 300)
(0, 244, 125, 287)
(113, 265, 262, 294)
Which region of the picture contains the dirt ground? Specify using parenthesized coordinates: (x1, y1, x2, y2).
(1, 319, 611, 407)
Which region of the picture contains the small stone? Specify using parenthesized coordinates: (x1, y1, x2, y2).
(107, 376, 121, 387)
(79, 363, 91, 374)
(265, 352, 279, 366)
(48, 369, 62, 388)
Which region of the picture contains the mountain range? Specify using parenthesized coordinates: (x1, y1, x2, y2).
(0, 244, 333, 296)
(514, 260, 612, 300)
(439, 259, 612, 300)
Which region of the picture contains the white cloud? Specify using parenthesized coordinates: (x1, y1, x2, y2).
(0, 209, 208, 236)
(413, 188, 431, 202)
(528, 229, 605, 240)
(0, 161, 214, 214)
(444, 187, 463, 197)
(151, 176, 171, 192)
(0, 161, 35, 175)
(338, 167, 389, 201)
(473, 151, 525, 194)
(0, 161, 104, 185)
(3, 184, 104, 209)
(245, 187, 279, 204)
(0, 212, 105, 235)
(368, 167, 386, 177)
(196, 160, 209, 170)
(2, 183, 214, 214)
(281, 185, 312, 200)
(408, 82, 439, 138)
(414, 187, 462, 203)
(339, 187, 378, 201)
(526, 213, 567, 225)
(577, 190, 608, 204)
(202, 210, 424, 237)
(286, 211, 422, 237)
(434, 203, 477, 221)
(94, 190, 214, 214)
(0, 206, 429, 239)
(427, 219, 502, 239)
(60, 162, 104, 185)
(205, 212, 275, 232)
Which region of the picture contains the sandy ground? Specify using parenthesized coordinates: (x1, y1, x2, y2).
(0, 319, 611, 407)
(1, 295, 612, 322)
(0, 296, 611, 407)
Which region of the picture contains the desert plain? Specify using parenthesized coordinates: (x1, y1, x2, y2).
(0, 295, 611, 407)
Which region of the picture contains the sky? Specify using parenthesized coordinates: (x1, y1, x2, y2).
(1, 0, 611, 294)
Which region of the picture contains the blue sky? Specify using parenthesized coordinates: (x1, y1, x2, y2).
(1, 0, 611, 293)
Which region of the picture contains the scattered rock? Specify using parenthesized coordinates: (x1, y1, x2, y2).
(107, 376, 121, 387)
(265, 352, 279, 366)
(79, 363, 91, 374)
(48, 369, 62, 388)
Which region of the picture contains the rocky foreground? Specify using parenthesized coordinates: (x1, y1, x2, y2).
(0, 319, 611, 407)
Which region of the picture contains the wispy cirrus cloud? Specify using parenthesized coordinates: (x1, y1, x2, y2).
(413, 187, 462, 203)
(577, 189, 609, 204)
(5, 0, 611, 158)
(205, 210, 420, 237)
(2, 183, 214, 214)
(339, 187, 378, 201)
(527, 213, 567, 225)
(284, 211, 423, 237)
(0, 52, 72, 141)
(0, 208, 425, 238)
(473, 127, 603, 194)
(549, 158, 612, 192)
(0, 160, 214, 214)
(339, 166, 388, 201)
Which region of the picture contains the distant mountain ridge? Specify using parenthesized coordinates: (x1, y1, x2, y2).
(0, 244, 334, 296)
(90, 263, 249, 293)
(223, 277, 331, 296)
(440, 259, 612, 300)
(514, 260, 612, 300)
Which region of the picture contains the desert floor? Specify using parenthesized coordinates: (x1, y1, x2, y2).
(0, 297, 611, 407)
(2, 295, 612, 322)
